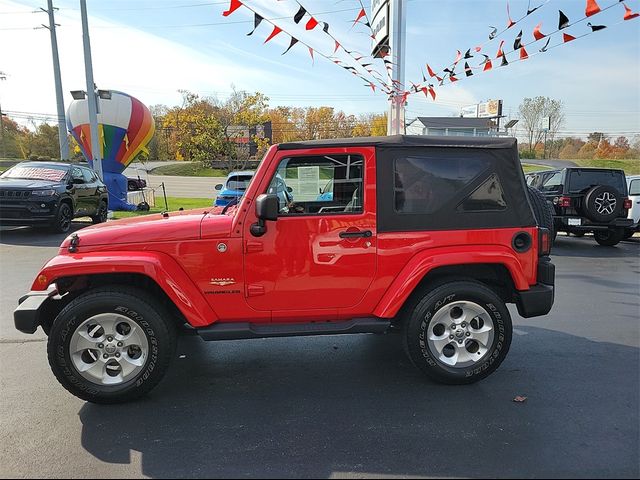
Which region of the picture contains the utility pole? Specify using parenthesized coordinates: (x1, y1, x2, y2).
(0, 71, 6, 159)
(40, 0, 69, 160)
(387, 0, 406, 135)
(79, 0, 103, 180)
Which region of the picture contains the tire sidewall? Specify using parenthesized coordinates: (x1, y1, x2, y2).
(92, 200, 108, 224)
(47, 290, 172, 403)
(406, 283, 512, 384)
(584, 185, 623, 223)
(54, 202, 73, 233)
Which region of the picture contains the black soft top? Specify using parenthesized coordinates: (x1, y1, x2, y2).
(278, 135, 517, 151)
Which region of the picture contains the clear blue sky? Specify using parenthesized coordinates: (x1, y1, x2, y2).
(1, 0, 639, 139)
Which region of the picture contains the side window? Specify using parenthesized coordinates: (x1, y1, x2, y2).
(394, 155, 488, 214)
(539, 172, 562, 193)
(457, 174, 507, 212)
(629, 179, 640, 196)
(81, 168, 96, 183)
(268, 154, 364, 215)
(71, 167, 85, 184)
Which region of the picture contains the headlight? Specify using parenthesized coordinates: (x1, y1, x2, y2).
(31, 189, 57, 196)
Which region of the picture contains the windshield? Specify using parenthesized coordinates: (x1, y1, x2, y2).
(0, 165, 68, 182)
(226, 174, 253, 191)
(568, 170, 625, 194)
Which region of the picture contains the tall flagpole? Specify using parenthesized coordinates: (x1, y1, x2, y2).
(387, 0, 406, 135)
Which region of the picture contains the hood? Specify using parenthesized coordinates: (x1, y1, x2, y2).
(0, 178, 62, 189)
(60, 208, 213, 249)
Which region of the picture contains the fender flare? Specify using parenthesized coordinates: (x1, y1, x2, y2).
(31, 251, 217, 327)
(373, 245, 529, 318)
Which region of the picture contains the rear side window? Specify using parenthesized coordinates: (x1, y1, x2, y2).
(539, 172, 563, 193)
(394, 155, 488, 214)
(568, 170, 625, 194)
(628, 179, 640, 196)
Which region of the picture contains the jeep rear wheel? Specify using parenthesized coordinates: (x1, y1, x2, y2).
(47, 287, 176, 404)
(527, 186, 555, 243)
(594, 228, 624, 247)
(403, 281, 512, 384)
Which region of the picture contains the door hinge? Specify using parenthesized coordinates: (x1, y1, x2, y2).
(245, 241, 264, 253)
(247, 284, 265, 297)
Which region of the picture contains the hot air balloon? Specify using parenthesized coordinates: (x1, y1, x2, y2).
(67, 91, 155, 210)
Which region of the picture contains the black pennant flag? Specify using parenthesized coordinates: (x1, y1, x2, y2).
(464, 62, 473, 76)
(558, 10, 570, 29)
(464, 49, 473, 59)
(282, 37, 298, 55)
(540, 37, 551, 52)
(489, 26, 498, 40)
(294, 6, 306, 24)
(501, 54, 509, 66)
(527, 0, 541, 15)
(513, 30, 523, 49)
(322, 22, 330, 33)
(588, 22, 607, 32)
(247, 13, 263, 36)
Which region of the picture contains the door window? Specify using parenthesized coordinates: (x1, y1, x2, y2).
(629, 179, 640, 196)
(71, 167, 85, 184)
(267, 154, 364, 215)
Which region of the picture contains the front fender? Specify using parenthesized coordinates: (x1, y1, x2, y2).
(31, 251, 217, 327)
(373, 245, 530, 318)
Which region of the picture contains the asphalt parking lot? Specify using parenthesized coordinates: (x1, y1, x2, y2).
(0, 226, 638, 478)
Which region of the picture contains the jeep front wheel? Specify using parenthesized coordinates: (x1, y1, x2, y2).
(403, 281, 512, 384)
(47, 287, 176, 404)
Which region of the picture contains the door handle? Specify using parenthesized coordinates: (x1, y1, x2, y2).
(339, 230, 372, 239)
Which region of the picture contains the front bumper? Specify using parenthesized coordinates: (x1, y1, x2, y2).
(14, 287, 58, 334)
(514, 258, 555, 318)
(0, 198, 59, 225)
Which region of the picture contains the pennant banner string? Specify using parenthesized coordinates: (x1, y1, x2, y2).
(287, 0, 391, 91)
(406, 8, 638, 102)
(220, 0, 393, 94)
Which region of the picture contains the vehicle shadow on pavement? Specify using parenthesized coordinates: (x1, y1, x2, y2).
(552, 234, 640, 258)
(0, 223, 89, 247)
(77, 327, 639, 479)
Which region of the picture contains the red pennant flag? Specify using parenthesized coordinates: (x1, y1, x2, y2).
(496, 40, 505, 58)
(264, 26, 282, 43)
(306, 17, 318, 30)
(563, 33, 576, 42)
(309, 47, 314, 64)
(399, 92, 409, 104)
(429, 86, 436, 101)
(520, 47, 529, 60)
(475, 46, 482, 52)
(353, 8, 366, 26)
(334, 40, 341, 53)
(507, 1, 516, 28)
(623, 3, 640, 20)
(450, 75, 458, 83)
(533, 23, 546, 40)
(426, 64, 436, 77)
(484, 58, 493, 71)
(368, 83, 376, 92)
(435, 75, 443, 82)
(585, 0, 601, 17)
(421, 87, 429, 98)
(454, 50, 462, 64)
(222, 0, 242, 16)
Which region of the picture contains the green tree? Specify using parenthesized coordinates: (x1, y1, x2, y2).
(518, 96, 565, 156)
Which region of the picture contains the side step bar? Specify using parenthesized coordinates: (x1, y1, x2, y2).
(197, 318, 391, 341)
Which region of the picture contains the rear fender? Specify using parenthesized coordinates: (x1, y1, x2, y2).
(373, 245, 529, 318)
(31, 251, 217, 327)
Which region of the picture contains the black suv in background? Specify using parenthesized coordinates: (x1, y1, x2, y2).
(0, 162, 109, 233)
(526, 167, 633, 246)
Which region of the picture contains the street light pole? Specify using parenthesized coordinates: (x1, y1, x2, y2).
(79, 0, 103, 180)
(42, 0, 69, 160)
(0, 72, 6, 159)
(387, 0, 406, 136)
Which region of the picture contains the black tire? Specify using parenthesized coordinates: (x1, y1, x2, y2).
(583, 185, 624, 223)
(47, 286, 177, 404)
(527, 186, 555, 242)
(402, 281, 512, 385)
(594, 228, 624, 247)
(51, 202, 73, 233)
(91, 200, 108, 224)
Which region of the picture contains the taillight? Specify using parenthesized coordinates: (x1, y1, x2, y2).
(539, 228, 551, 256)
(558, 196, 571, 208)
(623, 198, 632, 210)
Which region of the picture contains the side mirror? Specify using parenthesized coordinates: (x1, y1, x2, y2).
(215, 184, 223, 191)
(287, 186, 293, 193)
(251, 194, 279, 237)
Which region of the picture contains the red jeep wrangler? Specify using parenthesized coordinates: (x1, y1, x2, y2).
(15, 136, 555, 403)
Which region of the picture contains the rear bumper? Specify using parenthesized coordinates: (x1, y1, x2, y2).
(14, 287, 58, 334)
(514, 258, 555, 318)
(555, 216, 633, 231)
